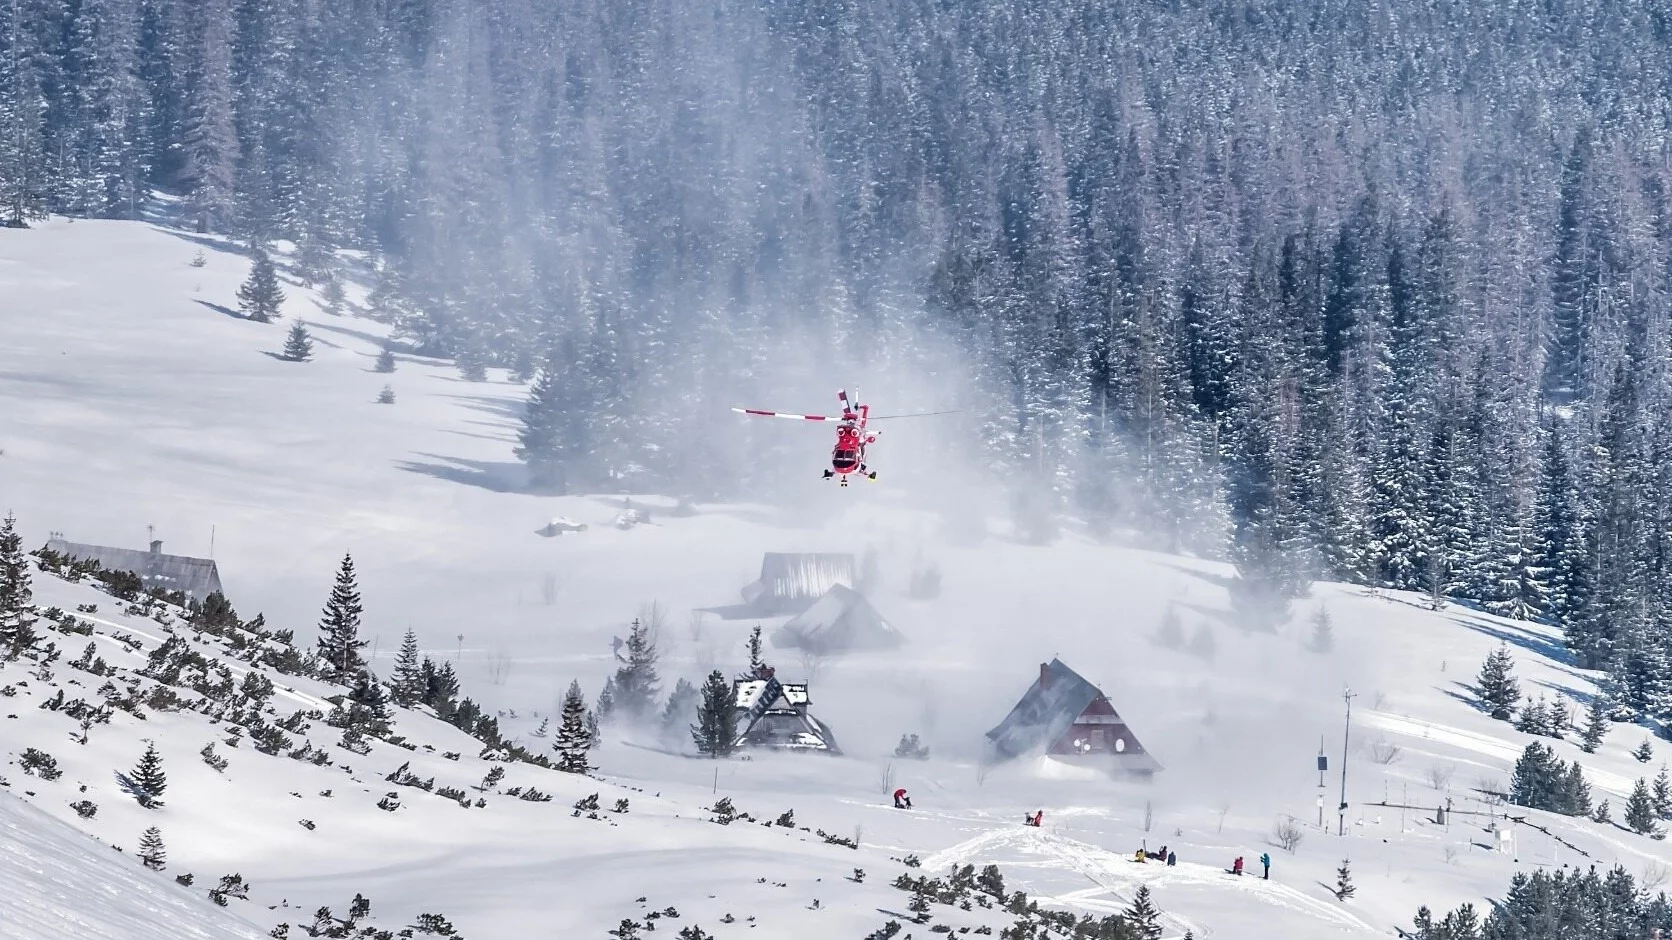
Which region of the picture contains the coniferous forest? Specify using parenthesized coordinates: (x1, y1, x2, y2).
(8, 2, 1672, 721)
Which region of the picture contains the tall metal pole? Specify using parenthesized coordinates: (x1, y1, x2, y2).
(1338, 688, 1356, 836)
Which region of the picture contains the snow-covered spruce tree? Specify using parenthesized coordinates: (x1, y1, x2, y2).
(0, 513, 38, 660)
(1510, 742, 1565, 812)
(595, 676, 616, 725)
(514, 349, 575, 492)
(390, 628, 423, 707)
(321, 275, 345, 315)
(1653, 766, 1672, 820)
(237, 248, 285, 322)
(692, 670, 738, 758)
(1559, 762, 1591, 816)
(1307, 607, 1334, 654)
(554, 680, 592, 774)
(281, 320, 313, 361)
(612, 618, 660, 720)
(342, 670, 393, 736)
(1121, 885, 1163, 940)
(1636, 739, 1655, 763)
(1334, 860, 1356, 900)
(129, 742, 167, 806)
(1626, 779, 1659, 835)
(1515, 697, 1549, 736)
(315, 553, 367, 682)
(376, 385, 395, 404)
(746, 625, 763, 674)
(1476, 644, 1520, 720)
(374, 346, 396, 373)
(659, 678, 698, 743)
(139, 827, 166, 870)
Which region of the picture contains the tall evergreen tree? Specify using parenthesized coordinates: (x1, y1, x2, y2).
(1476, 645, 1520, 720)
(237, 247, 284, 322)
(129, 741, 167, 804)
(611, 618, 660, 720)
(1578, 694, 1609, 753)
(0, 512, 37, 660)
(1121, 885, 1164, 940)
(554, 679, 592, 773)
(1626, 778, 1658, 835)
(182, 0, 236, 232)
(691, 670, 738, 758)
(659, 678, 698, 741)
(138, 826, 166, 870)
(315, 553, 366, 681)
(390, 628, 423, 707)
(1334, 859, 1356, 900)
(281, 319, 312, 360)
(0, 3, 49, 226)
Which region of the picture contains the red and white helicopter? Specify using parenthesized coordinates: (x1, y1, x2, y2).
(732, 389, 955, 486)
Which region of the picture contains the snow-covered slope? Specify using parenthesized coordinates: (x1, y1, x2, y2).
(0, 789, 269, 940)
(4, 216, 1672, 939)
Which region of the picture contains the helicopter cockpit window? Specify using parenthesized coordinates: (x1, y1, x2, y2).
(833, 449, 859, 469)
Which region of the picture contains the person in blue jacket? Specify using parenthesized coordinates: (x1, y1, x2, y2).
(1260, 851, 1271, 879)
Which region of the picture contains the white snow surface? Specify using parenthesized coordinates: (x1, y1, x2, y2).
(3, 217, 1672, 938)
(0, 790, 269, 940)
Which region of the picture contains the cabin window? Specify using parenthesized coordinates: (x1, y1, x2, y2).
(1091, 729, 1107, 749)
(1114, 737, 1127, 753)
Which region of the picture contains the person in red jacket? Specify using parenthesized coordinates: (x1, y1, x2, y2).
(1232, 856, 1244, 876)
(893, 788, 912, 809)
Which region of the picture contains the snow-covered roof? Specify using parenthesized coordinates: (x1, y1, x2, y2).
(733, 678, 809, 710)
(45, 538, 223, 600)
(771, 584, 904, 654)
(985, 659, 1161, 772)
(738, 553, 857, 615)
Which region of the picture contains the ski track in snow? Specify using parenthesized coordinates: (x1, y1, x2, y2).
(1363, 710, 1638, 797)
(918, 821, 1382, 938)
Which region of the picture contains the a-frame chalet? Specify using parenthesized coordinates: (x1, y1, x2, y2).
(985, 659, 1160, 778)
(732, 666, 841, 754)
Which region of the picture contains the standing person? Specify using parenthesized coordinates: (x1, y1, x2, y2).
(1260, 852, 1271, 879)
(1166, 850, 1177, 866)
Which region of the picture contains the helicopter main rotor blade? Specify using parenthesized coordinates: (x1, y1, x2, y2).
(732, 407, 834, 421)
(867, 410, 963, 420)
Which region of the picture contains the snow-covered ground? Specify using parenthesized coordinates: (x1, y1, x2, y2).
(4, 216, 1672, 938)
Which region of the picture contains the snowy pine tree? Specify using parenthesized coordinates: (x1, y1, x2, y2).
(237, 248, 284, 322)
(1476, 645, 1520, 720)
(315, 553, 367, 682)
(1334, 860, 1355, 900)
(747, 625, 764, 674)
(374, 347, 396, 373)
(1626, 778, 1658, 835)
(692, 670, 738, 758)
(0, 513, 38, 660)
(1121, 885, 1163, 940)
(554, 680, 592, 773)
(281, 320, 312, 361)
(612, 619, 660, 720)
(1307, 607, 1334, 654)
(1579, 695, 1609, 753)
(129, 742, 167, 805)
(659, 678, 698, 743)
(1653, 766, 1672, 819)
(138, 826, 166, 870)
(390, 628, 423, 707)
